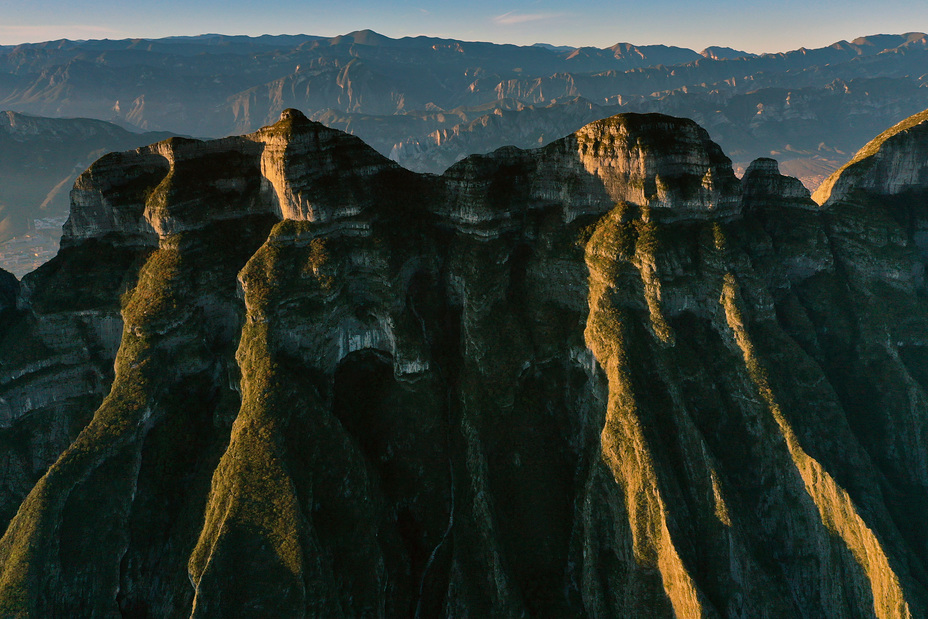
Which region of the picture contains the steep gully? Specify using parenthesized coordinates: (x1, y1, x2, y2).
(0, 108, 926, 616)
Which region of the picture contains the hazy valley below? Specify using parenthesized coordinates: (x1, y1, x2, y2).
(1, 30, 928, 275)
(1, 27, 928, 618)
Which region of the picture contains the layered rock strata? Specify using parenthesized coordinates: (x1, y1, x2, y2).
(814, 108, 928, 206)
(0, 109, 926, 617)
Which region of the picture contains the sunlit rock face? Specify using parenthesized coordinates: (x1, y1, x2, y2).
(1, 108, 928, 618)
(573, 114, 741, 218)
(814, 109, 928, 206)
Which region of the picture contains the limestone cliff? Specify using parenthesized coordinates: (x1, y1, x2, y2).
(0, 108, 927, 617)
(0, 111, 176, 243)
(813, 108, 928, 205)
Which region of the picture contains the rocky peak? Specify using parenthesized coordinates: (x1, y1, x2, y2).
(277, 108, 308, 123)
(569, 113, 741, 219)
(247, 108, 413, 222)
(63, 135, 268, 243)
(813, 107, 928, 205)
(741, 157, 816, 210)
(63, 108, 422, 244)
(440, 113, 743, 232)
(64, 110, 744, 245)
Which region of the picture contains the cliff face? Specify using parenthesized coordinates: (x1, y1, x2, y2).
(0, 112, 176, 244)
(1, 108, 928, 618)
(813, 109, 928, 205)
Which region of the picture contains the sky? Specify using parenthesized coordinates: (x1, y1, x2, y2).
(0, 0, 926, 54)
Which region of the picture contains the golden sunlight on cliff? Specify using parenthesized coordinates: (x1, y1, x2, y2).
(721, 273, 911, 619)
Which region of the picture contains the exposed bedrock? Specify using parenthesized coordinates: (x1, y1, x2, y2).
(0, 109, 926, 617)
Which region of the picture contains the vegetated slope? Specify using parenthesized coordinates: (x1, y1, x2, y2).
(0, 108, 927, 617)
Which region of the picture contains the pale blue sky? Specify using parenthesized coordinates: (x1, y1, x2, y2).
(0, 0, 925, 53)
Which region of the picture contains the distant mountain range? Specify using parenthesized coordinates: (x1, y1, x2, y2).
(3, 30, 923, 130)
(1, 30, 927, 271)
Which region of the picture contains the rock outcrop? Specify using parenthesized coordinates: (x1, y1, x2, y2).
(0, 112, 176, 243)
(741, 157, 817, 209)
(813, 109, 928, 205)
(1, 108, 927, 617)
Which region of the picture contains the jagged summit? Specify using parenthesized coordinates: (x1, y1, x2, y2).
(278, 107, 308, 122)
(570, 113, 740, 217)
(742, 157, 816, 209)
(64, 111, 747, 248)
(3, 108, 928, 617)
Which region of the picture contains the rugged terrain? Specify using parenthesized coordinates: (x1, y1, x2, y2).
(0, 112, 175, 240)
(2, 31, 928, 186)
(4, 31, 928, 277)
(0, 111, 177, 275)
(0, 107, 927, 617)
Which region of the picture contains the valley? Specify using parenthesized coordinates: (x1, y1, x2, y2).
(2, 31, 928, 275)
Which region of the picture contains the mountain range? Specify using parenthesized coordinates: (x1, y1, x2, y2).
(2, 30, 928, 275)
(1, 30, 927, 171)
(0, 102, 927, 616)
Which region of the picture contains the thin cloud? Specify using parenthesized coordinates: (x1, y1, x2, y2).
(493, 11, 563, 26)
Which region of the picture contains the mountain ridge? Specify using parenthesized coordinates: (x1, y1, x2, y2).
(0, 111, 177, 260)
(0, 107, 927, 616)
(814, 107, 928, 205)
(1, 28, 926, 234)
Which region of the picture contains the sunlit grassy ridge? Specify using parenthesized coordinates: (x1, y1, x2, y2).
(813, 107, 928, 205)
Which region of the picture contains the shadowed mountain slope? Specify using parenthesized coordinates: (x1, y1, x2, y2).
(0, 111, 177, 243)
(0, 108, 926, 617)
